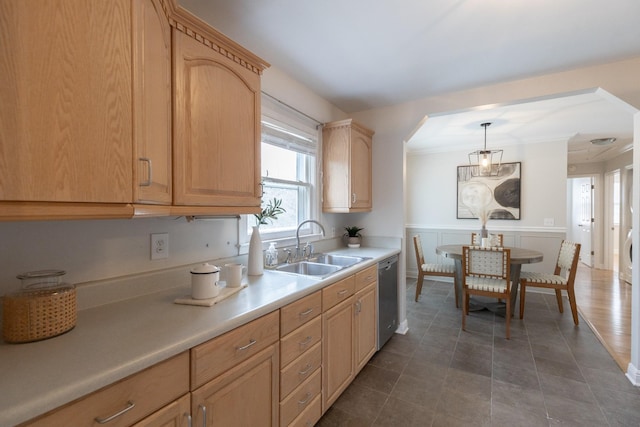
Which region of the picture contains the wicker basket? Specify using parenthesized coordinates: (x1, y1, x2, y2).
(2, 286, 77, 343)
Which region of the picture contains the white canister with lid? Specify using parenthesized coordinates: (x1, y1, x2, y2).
(190, 263, 220, 299)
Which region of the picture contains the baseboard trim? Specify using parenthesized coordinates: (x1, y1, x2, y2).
(395, 319, 409, 335)
(626, 363, 640, 386)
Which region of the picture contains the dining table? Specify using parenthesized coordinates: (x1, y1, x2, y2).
(435, 244, 544, 315)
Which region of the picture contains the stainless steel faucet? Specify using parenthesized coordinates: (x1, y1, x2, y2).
(296, 220, 325, 260)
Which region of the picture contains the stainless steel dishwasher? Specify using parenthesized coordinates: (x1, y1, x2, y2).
(377, 254, 398, 350)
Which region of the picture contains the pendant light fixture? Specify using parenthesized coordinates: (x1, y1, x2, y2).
(468, 122, 503, 177)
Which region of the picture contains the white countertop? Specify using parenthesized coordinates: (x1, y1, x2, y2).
(0, 246, 399, 426)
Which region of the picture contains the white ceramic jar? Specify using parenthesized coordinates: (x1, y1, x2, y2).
(190, 263, 220, 299)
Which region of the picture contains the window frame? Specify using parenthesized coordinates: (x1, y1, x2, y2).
(239, 96, 322, 251)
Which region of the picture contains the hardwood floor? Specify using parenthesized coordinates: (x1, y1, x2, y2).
(574, 263, 632, 371)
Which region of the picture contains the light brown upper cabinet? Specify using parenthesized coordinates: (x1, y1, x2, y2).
(0, 0, 268, 220)
(172, 28, 262, 210)
(322, 119, 374, 213)
(133, 0, 173, 205)
(0, 0, 135, 205)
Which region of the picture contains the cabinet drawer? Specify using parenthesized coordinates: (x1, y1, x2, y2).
(132, 393, 190, 427)
(288, 394, 321, 427)
(279, 369, 321, 427)
(322, 275, 355, 311)
(280, 341, 321, 400)
(355, 264, 377, 291)
(280, 291, 321, 337)
(280, 316, 322, 368)
(24, 352, 189, 427)
(191, 310, 279, 389)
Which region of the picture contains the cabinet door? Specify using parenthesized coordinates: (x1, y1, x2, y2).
(355, 282, 377, 373)
(0, 0, 133, 203)
(322, 296, 355, 412)
(132, 394, 190, 427)
(349, 127, 372, 210)
(192, 344, 279, 427)
(322, 119, 373, 213)
(132, 0, 172, 204)
(173, 30, 261, 208)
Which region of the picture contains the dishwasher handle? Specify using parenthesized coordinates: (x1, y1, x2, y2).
(378, 255, 398, 272)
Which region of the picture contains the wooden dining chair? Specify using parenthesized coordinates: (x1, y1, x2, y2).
(471, 232, 504, 247)
(413, 235, 458, 306)
(462, 246, 512, 339)
(519, 240, 581, 325)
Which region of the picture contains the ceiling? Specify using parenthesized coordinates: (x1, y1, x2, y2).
(179, 0, 640, 164)
(406, 89, 636, 164)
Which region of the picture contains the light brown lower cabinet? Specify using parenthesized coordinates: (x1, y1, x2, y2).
(191, 343, 280, 427)
(354, 267, 378, 374)
(322, 294, 356, 411)
(279, 291, 323, 426)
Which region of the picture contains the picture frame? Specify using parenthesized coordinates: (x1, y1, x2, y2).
(457, 162, 521, 220)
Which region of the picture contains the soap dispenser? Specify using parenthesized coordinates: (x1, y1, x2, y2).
(266, 242, 278, 267)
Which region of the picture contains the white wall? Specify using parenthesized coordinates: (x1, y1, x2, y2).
(406, 140, 567, 230)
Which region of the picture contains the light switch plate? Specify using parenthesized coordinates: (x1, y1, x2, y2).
(151, 233, 169, 260)
(543, 218, 555, 226)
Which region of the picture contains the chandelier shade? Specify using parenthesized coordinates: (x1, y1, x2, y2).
(468, 122, 503, 177)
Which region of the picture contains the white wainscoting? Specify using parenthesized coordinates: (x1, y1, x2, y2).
(405, 226, 566, 281)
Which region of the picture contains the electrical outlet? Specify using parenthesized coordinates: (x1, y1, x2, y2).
(151, 233, 169, 260)
(544, 218, 555, 226)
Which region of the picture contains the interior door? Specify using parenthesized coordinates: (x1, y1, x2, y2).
(578, 177, 594, 267)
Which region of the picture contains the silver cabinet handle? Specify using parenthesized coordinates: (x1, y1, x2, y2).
(236, 339, 257, 351)
(352, 193, 356, 203)
(184, 412, 192, 427)
(355, 300, 362, 314)
(299, 363, 313, 376)
(338, 289, 348, 296)
(299, 336, 312, 348)
(199, 404, 206, 427)
(299, 308, 313, 317)
(298, 392, 312, 405)
(139, 157, 152, 187)
(95, 400, 135, 424)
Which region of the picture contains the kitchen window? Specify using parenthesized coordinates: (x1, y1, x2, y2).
(241, 95, 320, 246)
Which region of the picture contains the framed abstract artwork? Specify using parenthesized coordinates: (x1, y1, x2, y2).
(457, 162, 521, 220)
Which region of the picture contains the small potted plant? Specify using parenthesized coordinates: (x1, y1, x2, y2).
(344, 226, 364, 248)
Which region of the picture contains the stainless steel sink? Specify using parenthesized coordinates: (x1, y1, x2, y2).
(275, 261, 342, 278)
(309, 254, 366, 268)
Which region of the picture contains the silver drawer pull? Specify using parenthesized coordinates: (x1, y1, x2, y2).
(95, 401, 135, 424)
(298, 392, 312, 405)
(299, 308, 314, 317)
(299, 363, 313, 376)
(299, 336, 313, 348)
(184, 412, 192, 427)
(338, 289, 348, 295)
(236, 339, 257, 351)
(199, 405, 206, 427)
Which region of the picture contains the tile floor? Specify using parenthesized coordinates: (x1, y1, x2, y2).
(316, 278, 640, 426)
